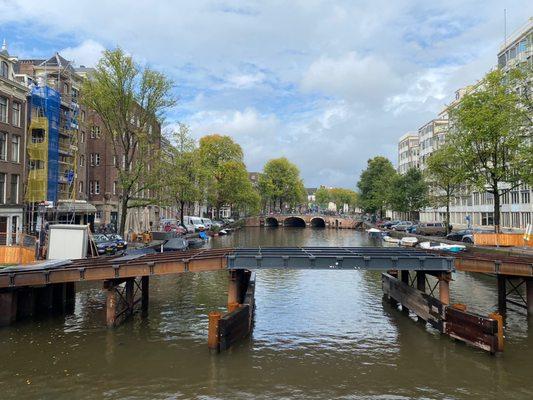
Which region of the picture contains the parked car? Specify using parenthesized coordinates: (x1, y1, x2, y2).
(391, 221, 414, 231)
(106, 234, 128, 251)
(93, 234, 118, 255)
(383, 220, 401, 229)
(417, 222, 447, 236)
(407, 224, 418, 234)
(183, 216, 205, 231)
(211, 220, 225, 229)
(446, 229, 472, 242)
(200, 218, 213, 230)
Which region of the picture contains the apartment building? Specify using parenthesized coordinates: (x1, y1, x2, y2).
(417, 118, 448, 171)
(414, 19, 533, 230)
(0, 42, 27, 243)
(397, 132, 419, 175)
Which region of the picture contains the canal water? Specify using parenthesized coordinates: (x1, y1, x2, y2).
(1, 228, 532, 399)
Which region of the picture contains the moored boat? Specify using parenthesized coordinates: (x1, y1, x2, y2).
(419, 241, 466, 253)
(382, 235, 400, 244)
(400, 237, 418, 247)
(367, 228, 382, 238)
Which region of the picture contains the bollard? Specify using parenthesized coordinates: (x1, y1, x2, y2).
(208, 312, 221, 351)
(488, 312, 504, 352)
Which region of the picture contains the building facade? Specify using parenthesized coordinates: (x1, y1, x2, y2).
(405, 18, 533, 231)
(397, 132, 419, 175)
(0, 42, 27, 244)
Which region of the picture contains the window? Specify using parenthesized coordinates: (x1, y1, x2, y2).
(0, 173, 5, 203)
(11, 102, 20, 127)
(90, 153, 94, 166)
(90, 125, 100, 138)
(94, 153, 100, 166)
(122, 155, 126, 168)
(81, 110, 86, 122)
(521, 191, 530, 204)
(0, 96, 7, 123)
(0, 61, 8, 78)
(80, 130, 85, 143)
(112, 155, 117, 166)
(78, 181, 84, 193)
(481, 212, 494, 226)
(94, 180, 100, 194)
(79, 154, 85, 166)
(0, 132, 6, 160)
(511, 212, 520, 228)
(113, 181, 117, 195)
(10, 175, 18, 204)
(89, 181, 94, 194)
(511, 191, 519, 204)
(11, 135, 19, 162)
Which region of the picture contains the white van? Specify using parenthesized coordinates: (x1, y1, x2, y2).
(183, 216, 205, 231)
(201, 218, 213, 229)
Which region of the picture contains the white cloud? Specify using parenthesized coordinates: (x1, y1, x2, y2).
(60, 39, 105, 67)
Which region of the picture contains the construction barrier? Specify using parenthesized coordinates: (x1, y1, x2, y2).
(474, 233, 532, 247)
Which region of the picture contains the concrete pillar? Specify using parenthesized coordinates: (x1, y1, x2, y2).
(497, 275, 507, 315)
(439, 273, 450, 305)
(416, 272, 426, 292)
(0, 290, 17, 326)
(141, 276, 149, 317)
(106, 285, 117, 328)
(526, 278, 533, 317)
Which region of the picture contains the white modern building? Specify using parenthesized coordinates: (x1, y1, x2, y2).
(403, 18, 533, 231)
(397, 132, 419, 175)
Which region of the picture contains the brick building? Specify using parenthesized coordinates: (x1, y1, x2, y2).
(0, 42, 27, 244)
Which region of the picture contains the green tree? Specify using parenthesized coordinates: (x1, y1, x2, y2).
(81, 48, 175, 235)
(259, 157, 306, 212)
(448, 68, 532, 232)
(356, 156, 396, 217)
(314, 187, 330, 209)
(330, 188, 358, 213)
(160, 123, 206, 226)
(198, 134, 257, 217)
(389, 168, 429, 220)
(426, 145, 464, 234)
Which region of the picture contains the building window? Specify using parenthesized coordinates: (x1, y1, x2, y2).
(0, 61, 8, 78)
(94, 153, 100, 166)
(94, 181, 100, 194)
(511, 191, 519, 204)
(113, 181, 117, 195)
(481, 212, 494, 226)
(0, 96, 7, 123)
(79, 154, 85, 166)
(89, 181, 94, 194)
(11, 102, 20, 127)
(0, 132, 6, 160)
(79, 181, 83, 193)
(113, 155, 117, 166)
(11, 135, 19, 162)
(10, 174, 18, 204)
(95, 211, 103, 220)
(523, 212, 532, 226)
(511, 212, 520, 228)
(90, 125, 100, 138)
(90, 153, 94, 166)
(0, 173, 5, 203)
(521, 191, 530, 204)
(80, 130, 85, 143)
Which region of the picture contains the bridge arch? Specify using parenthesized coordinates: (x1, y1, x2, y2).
(265, 217, 279, 227)
(310, 217, 326, 228)
(283, 216, 306, 228)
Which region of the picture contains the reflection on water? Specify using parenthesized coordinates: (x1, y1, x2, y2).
(0, 227, 532, 399)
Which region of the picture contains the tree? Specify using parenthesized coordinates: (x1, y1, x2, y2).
(160, 123, 206, 226)
(81, 48, 175, 235)
(388, 168, 429, 220)
(448, 68, 532, 232)
(426, 145, 464, 234)
(356, 156, 396, 217)
(314, 187, 330, 210)
(330, 188, 358, 213)
(258, 157, 306, 212)
(198, 134, 257, 217)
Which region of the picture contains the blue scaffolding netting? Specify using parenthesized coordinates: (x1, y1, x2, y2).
(31, 86, 60, 203)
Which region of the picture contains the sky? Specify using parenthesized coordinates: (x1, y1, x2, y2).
(1, 0, 531, 189)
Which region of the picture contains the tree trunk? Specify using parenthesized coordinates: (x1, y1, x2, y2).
(445, 192, 451, 235)
(179, 200, 185, 227)
(119, 196, 128, 237)
(493, 188, 501, 233)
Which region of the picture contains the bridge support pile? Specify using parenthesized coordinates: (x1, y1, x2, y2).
(208, 270, 256, 352)
(104, 276, 149, 327)
(0, 282, 76, 326)
(382, 272, 504, 354)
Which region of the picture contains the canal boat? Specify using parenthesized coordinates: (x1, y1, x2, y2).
(382, 235, 400, 244)
(419, 241, 466, 253)
(366, 228, 382, 238)
(399, 237, 418, 247)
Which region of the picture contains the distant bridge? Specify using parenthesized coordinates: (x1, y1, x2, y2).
(245, 214, 362, 229)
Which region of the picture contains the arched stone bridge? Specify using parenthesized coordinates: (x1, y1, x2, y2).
(244, 214, 362, 229)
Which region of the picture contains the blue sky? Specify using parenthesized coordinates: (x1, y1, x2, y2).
(1, 0, 531, 188)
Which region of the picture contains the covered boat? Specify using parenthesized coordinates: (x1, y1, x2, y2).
(400, 237, 418, 247)
(419, 241, 466, 253)
(382, 235, 400, 244)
